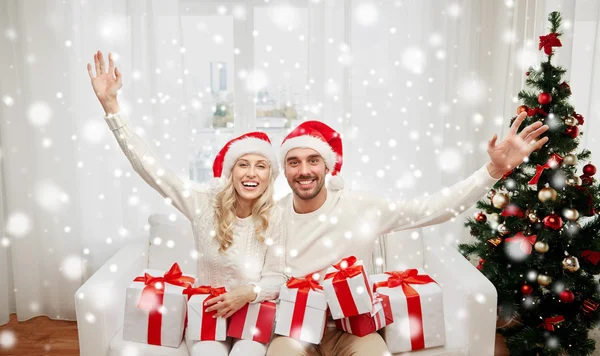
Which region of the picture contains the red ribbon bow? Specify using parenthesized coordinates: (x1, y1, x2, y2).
(527, 107, 548, 117)
(500, 205, 524, 218)
(504, 232, 537, 254)
(542, 315, 564, 331)
(287, 275, 324, 291)
(324, 256, 363, 281)
(182, 285, 227, 300)
(133, 263, 195, 310)
(581, 250, 600, 266)
(132, 263, 194, 346)
(573, 185, 596, 216)
(529, 153, 563, 184)
(372, 269, 436, 292)
(539, 33, 562, 55)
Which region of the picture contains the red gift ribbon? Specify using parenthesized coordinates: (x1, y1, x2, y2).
(541, 315, 564, 331)
(286, 275, 323, 340)
(504, 232, 537, 254)
(528, 153, 563, 184)
(182, 285, 227, 341)
(373, 269, 436, 350)
(227, 301, 276, 344)
(324, 256, 373, 318)
(539, 33, 562, 55)
(132, 263, 195, 345)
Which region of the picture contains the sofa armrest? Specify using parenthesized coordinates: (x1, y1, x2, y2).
(74, 243, 148, 356)
(423, 241, 497, 356)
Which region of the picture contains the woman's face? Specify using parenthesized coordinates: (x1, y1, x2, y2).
(231, 154, 271, 204)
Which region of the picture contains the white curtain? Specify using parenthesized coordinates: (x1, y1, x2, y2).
(1, 0, 599, 328)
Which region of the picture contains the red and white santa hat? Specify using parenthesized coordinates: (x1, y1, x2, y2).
(212, 131, 279, 181)
(280, 121, 344, 190)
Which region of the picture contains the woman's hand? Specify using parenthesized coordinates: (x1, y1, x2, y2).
(204, 285, 258, 319)
(87, 50, 121, 114)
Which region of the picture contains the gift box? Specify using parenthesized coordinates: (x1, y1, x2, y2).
(335, 293, 394, 337)
(123, 263, 195, 347)
(183, 286, 228, 341)
(274, 275, 328, 344)
(227, 301, 276, 343)
(323, 256, 374, 319)
(371, 269, 445, 352)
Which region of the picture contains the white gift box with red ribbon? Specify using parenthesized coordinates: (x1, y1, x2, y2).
(274, 275, 328, 344)
(323, 256, 374, 320)
(183, 286, 228, 341)
(370, 269, 445, 353)
(123, 263, 195, 348)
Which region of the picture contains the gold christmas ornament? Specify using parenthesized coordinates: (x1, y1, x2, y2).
(492, 193, 510, 209)
(497, 224, 510, 236)
(564, 116, 577, 126)
(563, 208, 580, 221)
(538, 187, 558, 202)
(534, 241, 550, 253)
(487, 237, 502, 247)
(537, 274, 553, 286)
(565, 175, 581, 186)
(562, 256, 580, 272)
(563, 154, 578, 166)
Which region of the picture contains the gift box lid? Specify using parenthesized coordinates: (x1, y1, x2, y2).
(279, 284, 328, 311)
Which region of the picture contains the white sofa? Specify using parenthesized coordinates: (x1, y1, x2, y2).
(75, 213, 497, 356)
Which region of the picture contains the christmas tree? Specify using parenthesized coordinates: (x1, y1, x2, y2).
(459, 12, 600, 356)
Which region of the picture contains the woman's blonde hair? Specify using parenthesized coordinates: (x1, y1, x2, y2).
(213, 160, 276, 252)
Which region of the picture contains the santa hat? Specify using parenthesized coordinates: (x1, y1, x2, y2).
(280, 121, 344, 190)
(212, 132, 279, 182)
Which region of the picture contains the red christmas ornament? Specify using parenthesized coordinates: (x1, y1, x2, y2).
(538, 92, 552, 105)
(560, 82, 571, 94)
(521, 284, 533, 295)
(559, 290, 575, 303)
(517, 105, 528, 115)
(539, 32, 562, 55)
(583, 164, 597, 177)
(574, 112, 584, 125)
(475, 212, 487, 223)
(565, 125, 579, 138)
(476, 258, 485, 271)
(543, 214, 563, 230)
(526, 71, 530, 76)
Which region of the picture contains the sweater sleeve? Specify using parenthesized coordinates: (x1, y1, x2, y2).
(250, 207, 288, 303)
(105, 113, 210, 222)
(353, 164, 499, 236)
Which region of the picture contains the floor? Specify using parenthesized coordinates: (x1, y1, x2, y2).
(0, 314, 79, 356)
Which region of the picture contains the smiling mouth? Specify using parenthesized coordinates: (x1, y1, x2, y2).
(242, 182, 259, 188)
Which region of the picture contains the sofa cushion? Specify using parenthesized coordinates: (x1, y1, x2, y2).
(147, 213, 197, 275)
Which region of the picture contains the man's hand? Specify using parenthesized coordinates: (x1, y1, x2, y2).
(87, 50, 121, 114)
(203, 285, 258, 319)
(486, 112, 550, 178)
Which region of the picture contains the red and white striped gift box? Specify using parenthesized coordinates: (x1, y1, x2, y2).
(227, 301, 276, 344)
(323, 256, 374, 320)
(335, 293, 394, 337)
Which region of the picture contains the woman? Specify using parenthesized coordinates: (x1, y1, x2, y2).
(87, 50, 286, 356)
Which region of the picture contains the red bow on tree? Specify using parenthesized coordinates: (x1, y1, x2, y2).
(527, 107, 548, 117)
(581, 250, 600, 266)
(541, 315, 564, 331)
(504, 232, 537, 254)
(529, 153, 563, 184)
(539, 33, 562, 55)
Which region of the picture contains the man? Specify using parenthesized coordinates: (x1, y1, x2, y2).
(267, 113, 548, 356)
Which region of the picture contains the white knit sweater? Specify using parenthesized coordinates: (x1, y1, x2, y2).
(279, 165, 499, 278)
(105, 113, 287, 303)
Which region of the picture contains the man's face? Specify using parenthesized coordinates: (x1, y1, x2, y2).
(284, 147, 328, 200)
